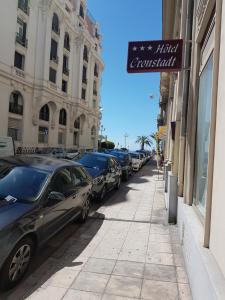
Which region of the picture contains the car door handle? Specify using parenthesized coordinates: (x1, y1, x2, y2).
(72, 195, 77, 199)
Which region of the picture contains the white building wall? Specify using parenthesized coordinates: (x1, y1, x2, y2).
(210, 1, 225, 279)
(0, 0, 103, 151)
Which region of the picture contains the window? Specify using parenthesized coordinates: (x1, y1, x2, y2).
(14, 51, 24, 70)
(38, 126, 48, 144)
(71, 167, 86, 186)
(52, 13, 60, 35)
(73, 132, 79, 146)
(63, 55, 69, 75)
(18, 0, 29, 15)
(62, 80, 67, 93)
(16, 18, 27, 47)
(9, 91, 23, 115)
(83, 45, 88, 62)
(8, 128, 20, 141)
(193, 54, 213, 215)
(94, 64, 98, 77)
(91, 126, 96, 136)
(82, 65, 87, 84)
(59, 109, 67, 126)
(64, 32, 70, 51)
(79, 4, 84, 18)
(58, 131, 65, 145)
(50, 39, 58, 63)
(81, 88, 86, 100)
(93, 80, 97, 96)
(39, 104, 49, 121)
(93, 99, 96, 109)
(74, 118, 80, 129)
(51, 168, 73, 197)
(49, 67, 56, 83)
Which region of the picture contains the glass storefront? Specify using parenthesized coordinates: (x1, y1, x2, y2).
(193, 54, 213, 216)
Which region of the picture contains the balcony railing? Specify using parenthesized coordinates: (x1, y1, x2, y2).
(157, 114, 165, 126)
(94, 70, 99, 77)
(63, 67, 69, 76)
(18, 0, 30, 15)
(82, 78, 87, 84)
(52, 26, 60, 36)
(50, 54, 59, 64)
(64, 43, 70, 52)
(15, 33, 28, 48)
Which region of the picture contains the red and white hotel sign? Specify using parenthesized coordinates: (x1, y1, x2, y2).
(127, 39, 183, 73)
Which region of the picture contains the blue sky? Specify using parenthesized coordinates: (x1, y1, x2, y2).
(88, 0, 162, 150)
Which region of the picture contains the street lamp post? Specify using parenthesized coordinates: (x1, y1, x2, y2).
(124, 133, 128, 149)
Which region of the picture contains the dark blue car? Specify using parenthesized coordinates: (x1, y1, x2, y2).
(109, 151, 132, 181)
(73, 152, 122, 201)
(0, 156, 92, 290)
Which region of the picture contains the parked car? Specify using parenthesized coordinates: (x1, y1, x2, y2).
(109, 150, 132, 180)
(136, 151, 148, 165)
(73, 152, 122, 201)
(0, 155, 92, 290)
(129, 152, 142, 171)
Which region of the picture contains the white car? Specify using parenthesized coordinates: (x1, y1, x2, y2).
(129, 152, 142, 171)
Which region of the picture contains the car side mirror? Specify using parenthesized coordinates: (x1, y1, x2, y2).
(46, 191, 65, 206)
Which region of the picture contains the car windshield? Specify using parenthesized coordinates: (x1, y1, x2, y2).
(75, 154, 108, 169)
(0, 165, 50, 203)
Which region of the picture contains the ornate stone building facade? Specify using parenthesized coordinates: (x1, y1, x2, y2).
(0, 0, 104, 151)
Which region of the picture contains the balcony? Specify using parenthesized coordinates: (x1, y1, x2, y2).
(18, 0, 29, 15)
(50, 54, 59, 64)
(94, 70, 99, 77)
(64, 43, 70, 52)
(15, 33, 28, 48)
(63, 67, 69, 76)
(93, 90, 98, 96)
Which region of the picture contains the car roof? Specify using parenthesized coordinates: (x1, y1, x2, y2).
(82, 152, 116, 159)
(0, 155, 82, 172)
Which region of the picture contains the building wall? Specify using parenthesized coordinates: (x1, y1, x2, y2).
(161, 0, 225, 298)
(0, 0, 103, 151)
(210, 1, 225, 278)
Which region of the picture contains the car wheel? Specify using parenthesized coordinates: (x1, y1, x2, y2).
(0, 237, 34, 290)
(115, 176, 121, 190)
(78, 197, 90, 223)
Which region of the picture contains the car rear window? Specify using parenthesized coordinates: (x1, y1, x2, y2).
(0, 164, 50, 202)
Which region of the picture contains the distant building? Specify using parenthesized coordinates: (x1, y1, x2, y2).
(160, 0, 225, 299)
(0, 0, 104, 152)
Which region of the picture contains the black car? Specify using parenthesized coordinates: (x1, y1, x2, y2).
(73, 152, 122, 201)
(0, 155, 92, 290)
(109, 151, 132, 181)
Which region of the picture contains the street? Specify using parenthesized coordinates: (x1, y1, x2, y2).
(1, 162, 192, 300)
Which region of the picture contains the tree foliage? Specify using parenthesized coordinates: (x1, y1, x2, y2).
(135, 136, 152, 150)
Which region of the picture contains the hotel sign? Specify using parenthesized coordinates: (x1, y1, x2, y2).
(127, 39, 183, 73)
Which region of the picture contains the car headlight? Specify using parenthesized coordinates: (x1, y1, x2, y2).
(93, 175, 104, 184)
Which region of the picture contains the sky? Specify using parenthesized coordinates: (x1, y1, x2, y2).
(88, 0, 162, 150)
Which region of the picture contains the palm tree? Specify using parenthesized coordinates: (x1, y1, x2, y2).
(136, 136, 152, 150)
(150, 133, 160, 153)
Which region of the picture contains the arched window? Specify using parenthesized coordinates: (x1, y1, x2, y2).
(91, 126, 96, 136)
(74, 117, 80, 130)
(94, 63, 98, 77)
(64, 32, 70, 51)
(59, 109, 67, 126)
(83, 45, 88, 62)
(9, 91, 23, 115)
(79, 4, 84, 18)
(39, 104, 49, 121)
(52, 13, 60, 34)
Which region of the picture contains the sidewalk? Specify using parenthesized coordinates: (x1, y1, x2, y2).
(3, 163, 192, 300)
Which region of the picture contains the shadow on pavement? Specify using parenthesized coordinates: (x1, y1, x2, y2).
(0, 213, 105, 300)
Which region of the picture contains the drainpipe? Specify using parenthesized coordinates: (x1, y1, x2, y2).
(177, 0, 193, 197)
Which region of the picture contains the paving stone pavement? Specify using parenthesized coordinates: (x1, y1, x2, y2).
(1, 162, 192, 300)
